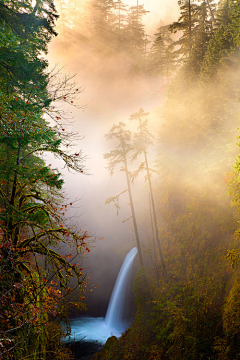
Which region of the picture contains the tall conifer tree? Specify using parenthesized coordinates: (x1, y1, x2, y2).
(104, 122, 144, 267)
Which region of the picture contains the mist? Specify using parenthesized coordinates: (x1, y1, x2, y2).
(46, 0, 175, 316)
(5, 0, 240, 358)
(45, 0, 239, 320)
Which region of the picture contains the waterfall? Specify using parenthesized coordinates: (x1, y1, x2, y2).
(105, 247, 138, 330)
(63, 247, 138, 344)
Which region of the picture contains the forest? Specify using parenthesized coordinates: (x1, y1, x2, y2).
(2, 0, 240, 359)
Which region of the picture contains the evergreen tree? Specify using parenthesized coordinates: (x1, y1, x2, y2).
(130, 109, 167, 277)
(201, 0, 240, 79)
(90, 0, 118, 54)
(124, 4, 149, 72)
(148, 24, 175, 82)
(169, 0, 200, 62)
(114, 0, 128, 55)
(54, 0, 92, 46)
(0, 0, 91, 357)
(187, 0, 217, 75)
(0, 0, 58, 106)
(169, 0, 216, 73)
(104, 122, 144, 267)
(165, 0, 217, 76)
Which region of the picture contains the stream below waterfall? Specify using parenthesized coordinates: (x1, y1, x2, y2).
(63, 317, 129, 360)
(64, 316, 128, 344)
(63, 248, 138, 359)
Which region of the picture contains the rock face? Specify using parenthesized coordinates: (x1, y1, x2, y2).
(90, 336, 119, 360)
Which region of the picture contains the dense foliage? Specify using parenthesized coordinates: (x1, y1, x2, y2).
(0, 0, 91, 359)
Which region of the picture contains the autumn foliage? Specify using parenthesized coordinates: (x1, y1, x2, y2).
(0, 0, 91, 358)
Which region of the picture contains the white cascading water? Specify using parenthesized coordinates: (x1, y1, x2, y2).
(64, 247, 138, 344)
(105, 247, 138, 329)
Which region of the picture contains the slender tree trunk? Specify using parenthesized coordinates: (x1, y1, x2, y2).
(9, 141, 21, 244)
(139, 119, 167, 276)
(189, 0, 192, 53)
(6, 145, 10, 202)
(10, 141, 21, 206)
(206, 0, 215, 21)
(149, 194, 159, 279)
(149, 194, 157, 265)
(121, 135, 144, 267)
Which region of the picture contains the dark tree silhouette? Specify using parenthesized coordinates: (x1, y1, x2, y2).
(130, 109, 167, 277)
(104, 122, 144, 267)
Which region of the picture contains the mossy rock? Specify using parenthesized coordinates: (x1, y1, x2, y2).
(90, 336, 119, 360)
(91, 352, 101, 360)
(104, 336, 118, 347)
